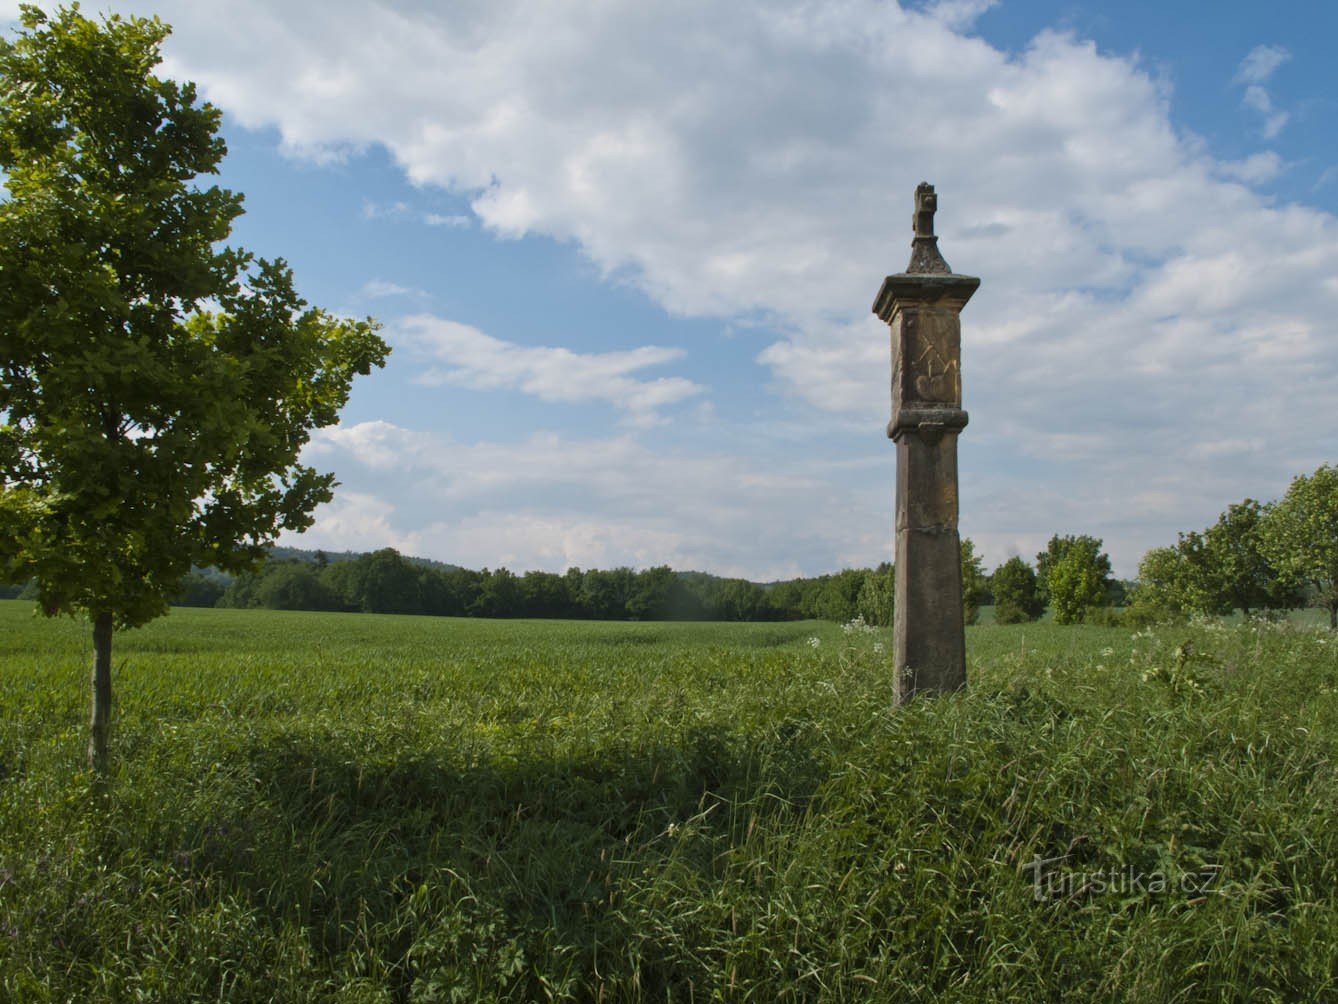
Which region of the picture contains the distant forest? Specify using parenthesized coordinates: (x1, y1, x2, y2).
(27, 547, 899, 625)
(218, 548, 898, 624)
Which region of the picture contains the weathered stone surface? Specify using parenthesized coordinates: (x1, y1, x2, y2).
(893, 434, 966, 699)
(872, 182, 978, 702)
(906, 181, 952, 275)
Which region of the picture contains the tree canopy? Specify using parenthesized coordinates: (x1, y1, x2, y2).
(1262, 465, 1338, 630)
(992, 556, 1044, 624)
(1039, 535, 1112, 625)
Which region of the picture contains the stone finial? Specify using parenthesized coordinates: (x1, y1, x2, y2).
(913, 182, 936, 238)
(906, 181, 951, 275)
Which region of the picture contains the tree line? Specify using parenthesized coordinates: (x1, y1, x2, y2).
(986, 464, 1338, 629)
(159, 533, 1103, 626)
(5, 463, 1334, 630)
(1126, 465, 1338, 629)
(167, 549, 898, 625)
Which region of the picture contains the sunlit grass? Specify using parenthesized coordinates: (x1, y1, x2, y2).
(1, 600, 1336, 1001)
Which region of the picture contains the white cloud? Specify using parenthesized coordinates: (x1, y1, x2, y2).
(1235, 44, 1289, 85)
(360, 199, 411, 221)
(921, 0, 998, 30)
(397, 315, 704, 427)
(288, 491, 417, 554)
(1242, 84, 1288, 139)
(297, 421, 877, 577)
(1217, 151, 1283, 184)
(1235, 45, 1290, 138)
(106, 0, 1338, 574)
(424, 212, 471, 227)
(359, 279, 424, 299)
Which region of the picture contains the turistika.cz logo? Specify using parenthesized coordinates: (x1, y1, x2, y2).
(1023, 854, 1222, 902)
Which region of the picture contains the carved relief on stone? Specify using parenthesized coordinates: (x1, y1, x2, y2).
(909, 307, 961, 405)
(891, 305, 962, 422)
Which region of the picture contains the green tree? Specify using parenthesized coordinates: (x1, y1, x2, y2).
(1173, 530, 1233, 616)
(856, 562, 894, 627)
(253, 562, 339, 611)
(716, 578, 769, 621)
(1044, 536, 1112, 625)
(0, 7, 388, 775)
(473, 568, 521, 618)
(960, 538, 987, 625)
(991, 556, 1044, 624)
(338, 549, 423, 614)
(1261, 465, 1338, 629)
(1190, 500, 1297, 616)
(171, 571, 225, 608)
(579, 568, 634, 619)
(1125, 546, 1193, 625)
(626, 565, 675, 620)
(518, 570, 574, 618)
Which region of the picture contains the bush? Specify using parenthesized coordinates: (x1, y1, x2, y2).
(1082, 605, 1126, 627)
(992, 557, 1044, 624)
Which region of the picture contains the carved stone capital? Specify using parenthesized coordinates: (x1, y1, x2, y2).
(872, 272, 979, 323)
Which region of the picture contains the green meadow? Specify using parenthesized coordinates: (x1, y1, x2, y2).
(1, 599, 1336, 1001)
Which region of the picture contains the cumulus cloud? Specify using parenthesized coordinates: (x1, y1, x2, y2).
(296, 421, 877, 577)
(921, 0, 998, 30)
(1217, 151, 1283, 184)
(1235, 44, 1290, 85)
(90, 0, 1338, 573)
(396, 315, 704, 427)
(291, 491, 417, 554)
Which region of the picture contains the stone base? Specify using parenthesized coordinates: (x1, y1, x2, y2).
(893, 430, 966, 702)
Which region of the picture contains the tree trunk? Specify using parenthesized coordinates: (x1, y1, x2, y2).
(89, 612, 113, 776)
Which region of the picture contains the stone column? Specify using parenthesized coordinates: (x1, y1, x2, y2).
(872, 183, 979, 702)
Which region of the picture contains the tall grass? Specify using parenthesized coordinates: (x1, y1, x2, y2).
(1, 601, 1335, 1001)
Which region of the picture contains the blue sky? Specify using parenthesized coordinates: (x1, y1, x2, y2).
(6, 0, 1336, 579)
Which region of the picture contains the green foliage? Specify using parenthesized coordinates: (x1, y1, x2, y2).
(171, 571, 225, 608)
(856, 561, 894, 627)
(960, 537, 988, 625)
(1126, 546, 1193, 625)
(991, 555, 1044, 624)
(1262, 464, 1338, 629)
(3, 601, 1338, 999)
(1042, 535, 1113, 625)
(0, 5, 389, 630)
(215, 549, 906, 624)
(1177, 500, 1296, 617)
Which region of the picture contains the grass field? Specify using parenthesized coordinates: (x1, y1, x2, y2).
(1, 599, 1336, 1001)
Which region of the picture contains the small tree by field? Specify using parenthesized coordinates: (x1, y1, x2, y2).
(1040, 535, 1112, 625)
(991, 556, 1044, 624)
(1262, 465, 1338, 630)
(0, 6, 388, 775)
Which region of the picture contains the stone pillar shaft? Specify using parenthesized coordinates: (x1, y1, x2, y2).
(894, 424, 965, 698)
